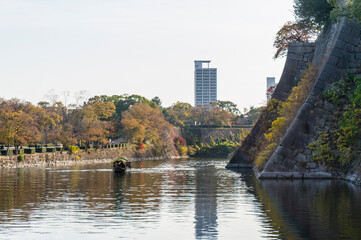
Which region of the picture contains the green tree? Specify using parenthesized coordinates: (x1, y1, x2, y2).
(294, 0, 334, 27)
(151, 96, 162, 107)
(165, 102, 194, 127)
(211, 100, 240, 115)
(329, 0, 361, 22)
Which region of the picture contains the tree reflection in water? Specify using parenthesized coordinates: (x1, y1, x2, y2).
(1, 160, 361, 239)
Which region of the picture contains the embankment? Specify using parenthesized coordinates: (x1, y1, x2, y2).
(0, 145, 181, 169)
(228, 18, 361, 183)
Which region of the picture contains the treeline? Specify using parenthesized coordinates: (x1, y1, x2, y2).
(0, 94, 258, 156)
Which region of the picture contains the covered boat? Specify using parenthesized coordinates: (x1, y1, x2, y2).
(113, 157, 132, 173)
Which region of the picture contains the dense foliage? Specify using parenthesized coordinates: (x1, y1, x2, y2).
(254, 64, 319, 169)
(273, 21, 315, 59)
(294, 0, 334, 27)
(164, 100, 247, 128)
(0, 94, 249, 158)
(329, 0, 361, 23)
(273, 0, 334, 59)
(190, 131, 249, 158)
(309, 75, 361, 167)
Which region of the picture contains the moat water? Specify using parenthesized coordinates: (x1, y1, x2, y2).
(0, 158, 361, 240)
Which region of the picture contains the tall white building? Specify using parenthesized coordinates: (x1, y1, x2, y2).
(194, 60, 217, 108)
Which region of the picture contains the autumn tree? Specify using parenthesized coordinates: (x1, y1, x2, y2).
(203, 108, 234, 127)
(273, 21, 315, 59)
(164, 102, 194, 127)
(0, 99, 41, 154)
(35, 106, 63, 146)
(72, 101, 116, 148)
(121, 103, 172, 144)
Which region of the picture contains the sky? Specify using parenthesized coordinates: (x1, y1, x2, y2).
(0, 0, 295, 110)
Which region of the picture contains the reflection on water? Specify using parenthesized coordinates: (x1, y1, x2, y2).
(0, 159, 361, 239)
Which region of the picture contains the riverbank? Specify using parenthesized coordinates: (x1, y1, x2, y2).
(0, 146, 184, 169)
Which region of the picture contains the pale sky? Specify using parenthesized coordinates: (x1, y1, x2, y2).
(0, 0, 295, 110)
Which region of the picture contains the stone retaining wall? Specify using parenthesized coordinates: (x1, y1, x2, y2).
(259, 19, 361, 179)
(227, 41, 316, 168)
(0, 146, 181, 169)
(228, 18, 361, 184)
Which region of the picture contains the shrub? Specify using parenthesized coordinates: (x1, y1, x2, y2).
(25, 148, 36, 154)
(17, 155, 25, 162)
(46, 148, 56, 153)
(136, 142, 145, 150)
(308, 132, 335, 164)
(36, 148, 46, 153)
(308, 76, 361, 167)
(68, 145, 80, 154)
(255, 64, 319, 168)
(16, 149, 25, 155)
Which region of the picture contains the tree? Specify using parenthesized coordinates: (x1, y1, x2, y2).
(294, 0, 334, 27)
(267, 85, 277, 100)
(86, 101, 116, 120)
(273, 21, 315, 59)
(121, 103, 172, 144)
(203, 108, 234, 127)
(210, 100, 240, 115)
(329, 0, 361, 23)
(151, 96, 162, 107)
(72, 101, 115, 148)
(34, 106, 62, 145)
(245, 106, 263, 124)
(164, 102, 194, 127)
(0, 99, 41, 154)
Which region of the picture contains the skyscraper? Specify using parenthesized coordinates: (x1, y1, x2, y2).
(194, 60, 217, 108)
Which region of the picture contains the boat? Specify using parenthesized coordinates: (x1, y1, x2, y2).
(113, 156, 131, 173)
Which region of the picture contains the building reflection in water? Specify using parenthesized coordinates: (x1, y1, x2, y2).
(194, 163, 218, 239)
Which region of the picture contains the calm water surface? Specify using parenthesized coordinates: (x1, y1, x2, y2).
(0, 158, 361, 240)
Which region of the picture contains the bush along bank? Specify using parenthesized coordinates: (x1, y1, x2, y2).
(186, 131, 249, 158)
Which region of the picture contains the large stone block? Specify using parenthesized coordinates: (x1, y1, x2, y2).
(338, 32, 359, 45)
(295, 152, 307, 162)
(340, 24, 352, 34)
(283, 158, 297, 169)
(345, 43, 355, 53)
(281, 134, 295, 148)
(335, 39, 346, 49)
(278, 146, 293, 158)
(328, 55, 339, 66)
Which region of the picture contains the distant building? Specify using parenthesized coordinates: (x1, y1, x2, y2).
(194, 60, 217, 108)
(266, 77, 277, 101)
(267, 77, 276, 89)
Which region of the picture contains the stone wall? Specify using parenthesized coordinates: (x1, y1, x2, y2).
(227, 18, 361, 184)
(0, 145, 180, 169)
(227, 41, 316, 168)
(176, 127, 249, 144)
(258, 19, 361, 180)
